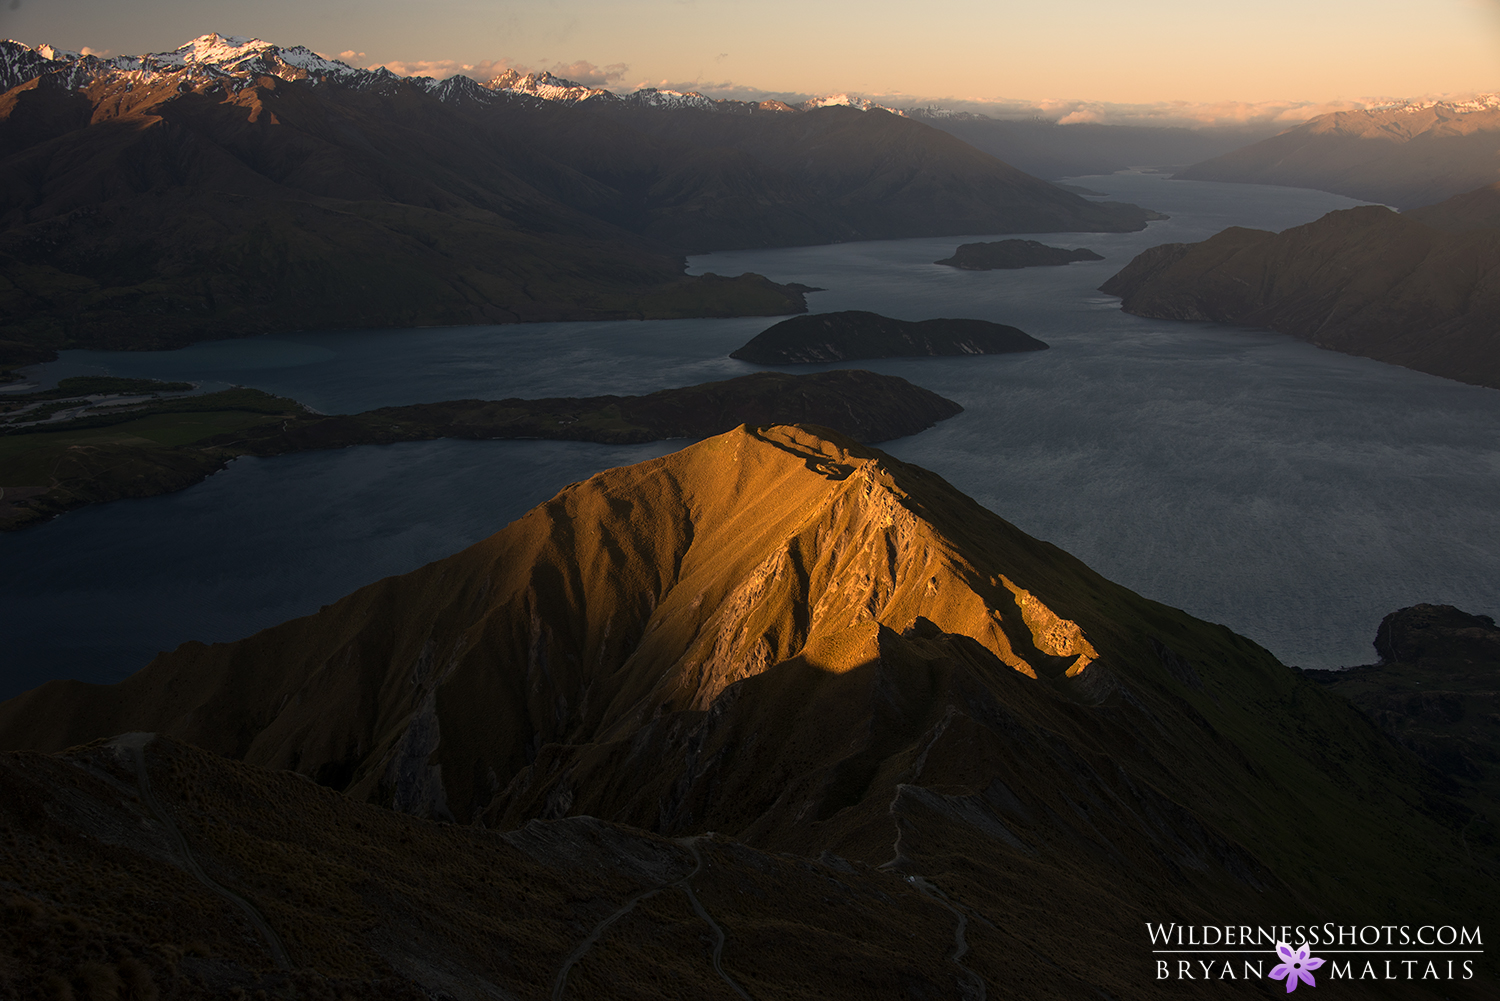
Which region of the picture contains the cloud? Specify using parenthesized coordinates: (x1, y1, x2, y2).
(373, 57, 522, 81)
(636, 78, 812, 102)
(78, 46, 109, 57)
(546, 60, 628, 86)
(822, 92, 1495, 129)
(337, 50, 366, 62)
(371, 55, 627, 86)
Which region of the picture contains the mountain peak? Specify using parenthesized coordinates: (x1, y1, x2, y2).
(801, 92, 901, 114)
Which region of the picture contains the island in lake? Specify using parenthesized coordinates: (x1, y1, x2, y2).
(935, 239, 1105, 270)
(730, 310, 1048, 363)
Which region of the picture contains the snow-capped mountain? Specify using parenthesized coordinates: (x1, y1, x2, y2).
(121, 33, 363, 80)
(801, 93, 887, 112)
(484, 68, 614, 104)
(0, 32, 907, 116)
(1373, 95, 1500, 115)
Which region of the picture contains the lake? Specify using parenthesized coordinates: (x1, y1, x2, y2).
(4, 171, 1497, 698)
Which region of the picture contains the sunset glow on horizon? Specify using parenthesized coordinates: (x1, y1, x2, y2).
(3, 0, 1498, 118)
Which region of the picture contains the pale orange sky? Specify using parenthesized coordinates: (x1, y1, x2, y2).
(4, 0, 1498, 112)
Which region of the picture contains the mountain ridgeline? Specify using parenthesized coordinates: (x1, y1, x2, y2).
(0, 35, 1161, 371)
(1175, 99, 1500, 209)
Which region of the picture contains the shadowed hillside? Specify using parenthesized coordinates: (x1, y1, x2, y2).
(1304, 604, 1500, 871)
(1099, 203, 1500, 388)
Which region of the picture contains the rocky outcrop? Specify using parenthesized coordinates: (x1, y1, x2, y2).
(1306, 605, 1500, 801)
(730, 310, 1048, 363)
(1099, 204, 1500, 389)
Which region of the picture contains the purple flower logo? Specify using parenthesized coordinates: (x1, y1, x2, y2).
(1270, 941, 1325, 992)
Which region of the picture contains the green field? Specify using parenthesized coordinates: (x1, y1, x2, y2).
(0, 389, 303, 529)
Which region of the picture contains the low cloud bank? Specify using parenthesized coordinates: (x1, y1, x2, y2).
(374, 56, 627, 86)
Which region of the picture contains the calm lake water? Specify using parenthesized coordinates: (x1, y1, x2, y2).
(5, 172, 1497, 698)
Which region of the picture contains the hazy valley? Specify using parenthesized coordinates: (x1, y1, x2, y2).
(2, 25, 1500, 1001)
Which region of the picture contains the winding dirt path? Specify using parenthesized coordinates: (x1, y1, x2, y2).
(111, 733, 292, 971)
(906, 875, 986, 1001)
(675, 838, 753, 1001)
(551, 835, 752, 1000)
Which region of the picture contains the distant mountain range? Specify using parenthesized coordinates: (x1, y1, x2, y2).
(911, 112, 1282, 181)
(1176, 97, 1500, 209)
(0, 34, 1162, 372)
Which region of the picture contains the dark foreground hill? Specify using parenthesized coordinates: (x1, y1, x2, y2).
(0, 36, 1161, 373)
(1098, 203, 1500, 388)
(1175, 101, 1500, 209)
(731, 310, 1048, 362)
(1, 734, 997, 1000)
(2, 424, 1494, 999)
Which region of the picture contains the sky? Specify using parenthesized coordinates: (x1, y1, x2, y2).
(2, 0, 1498, 126)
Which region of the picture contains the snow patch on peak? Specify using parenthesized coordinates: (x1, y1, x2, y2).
(485, 69, 615, 103)
(801, 93, 904, 115)
(905, 105, 988, 121)
(623, 88, 715, 110)
(158, 33, 269, 67)
(1359, 94, 1500, 116)
(35, 44, 81, 62)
